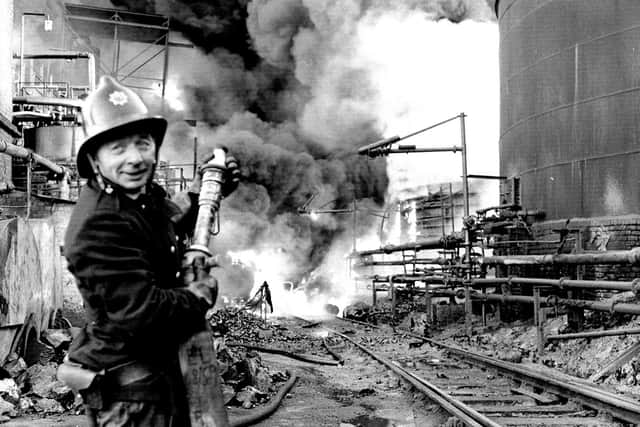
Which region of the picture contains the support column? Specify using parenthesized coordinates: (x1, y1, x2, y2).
(533, 286, 545, 355)
(568, 231, 585, 331)
(390, 278, 396, 319)
(372, 282, 377, 307)
(464, 283, 472, 337)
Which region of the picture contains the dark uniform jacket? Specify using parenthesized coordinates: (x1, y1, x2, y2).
(64, 180, 209, 372)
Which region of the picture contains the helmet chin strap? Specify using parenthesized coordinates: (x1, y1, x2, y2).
(87, 154, 112, 194)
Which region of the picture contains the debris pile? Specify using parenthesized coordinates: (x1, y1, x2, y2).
(0, 328, 79, 423)
(215, 341, 289, 409)
(210, 307, 327, 357)
(344, 297, 429, 327)
(0, 313, 295, 422)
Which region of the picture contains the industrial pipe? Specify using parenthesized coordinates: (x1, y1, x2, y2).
(352, 235, 463, 257)
(481, 248, 640, 266)
(13, 96, 83, 108)
(369, 274, 449, 283)
(472, 277, 640, 294)
(353, 257, 451, 267)
(0, 140, 66, 176)
(546, 328, 640, 341)
(14, 51, 96, 93)
(434, 289, 640, 315)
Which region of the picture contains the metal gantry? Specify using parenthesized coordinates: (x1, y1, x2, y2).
(63, 3, 192, 95)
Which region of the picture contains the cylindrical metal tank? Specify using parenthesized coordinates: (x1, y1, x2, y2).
(497, 0, 640, 219)
(30, 125, 82, 161)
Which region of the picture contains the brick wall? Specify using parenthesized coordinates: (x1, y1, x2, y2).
(492, 214, 640, 298)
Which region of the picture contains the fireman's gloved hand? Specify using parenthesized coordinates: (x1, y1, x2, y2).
(187, 274, 218, 307)
(189, 148, 241, 198)
(183, 255, 218, 307)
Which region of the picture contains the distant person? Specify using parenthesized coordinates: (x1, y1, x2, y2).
(262, 281, 274, 313)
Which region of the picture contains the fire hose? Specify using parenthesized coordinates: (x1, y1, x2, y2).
(227, 342, 340, 366)
(229, 371, 298, 427)
(179, 149, 298, 427)
(179, 148, 231, 427)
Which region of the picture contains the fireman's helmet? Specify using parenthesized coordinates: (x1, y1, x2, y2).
(77, 75, 167, 178)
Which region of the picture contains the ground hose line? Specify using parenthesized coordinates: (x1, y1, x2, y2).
(227, 343, 341, 366)
(229, 370, 298, 427)
(322, 337, 344, 364)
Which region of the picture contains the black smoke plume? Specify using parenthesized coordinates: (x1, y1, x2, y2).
(110, 0, 493, 298)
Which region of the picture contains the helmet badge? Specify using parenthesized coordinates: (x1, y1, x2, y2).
(108, 90, 128, 106)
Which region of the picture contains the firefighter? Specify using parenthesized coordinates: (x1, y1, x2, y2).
(59, 75, 239, 426)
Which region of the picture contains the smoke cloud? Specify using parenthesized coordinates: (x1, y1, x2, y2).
(107, 0, 496, 299)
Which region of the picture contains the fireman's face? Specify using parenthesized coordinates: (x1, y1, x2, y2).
(93, 133, 156, 197)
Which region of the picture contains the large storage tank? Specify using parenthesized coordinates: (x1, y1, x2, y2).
(30, 126, 82, 161)
(497, 0, 640, 220)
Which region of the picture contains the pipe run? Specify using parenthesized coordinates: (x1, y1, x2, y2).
(481, 248, 640, 266)
(369, 274, 449, 284)
(434, 289, 640, 315)
(0, 140, 66, 176)
(351, 235, 463, 257)
(367, 275, 640, 295)
(353, 257, 452, 268)
(472, 277, 640, 294)
(546, 327, 640, 341)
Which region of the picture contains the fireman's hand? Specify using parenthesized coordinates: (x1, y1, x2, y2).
(183, 254, 219, 307)
(189, 149, 241, 198)
(187, 274, 218, 307)
(222, 155, 241, 197)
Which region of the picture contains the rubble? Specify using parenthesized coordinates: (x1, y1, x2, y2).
(41, 329, 73, 351)
(0, 312, 300, 422)
(32, 397, 64, 414)
(209, 308, 328, 357)
(0, 379, 20, 404)
(2, 354, 26, 379)
(0, 396, 17, 417)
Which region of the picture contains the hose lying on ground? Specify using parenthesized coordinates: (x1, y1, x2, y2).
(229, 370, 298, 427)
(301, 321, 322, 328)
(228, 342, 341, 366)
(322, 337, 344, 365)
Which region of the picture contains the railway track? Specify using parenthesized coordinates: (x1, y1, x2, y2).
(296, 316, 640, 426)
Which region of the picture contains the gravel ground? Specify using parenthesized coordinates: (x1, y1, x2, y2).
(6, 302, 640, 426)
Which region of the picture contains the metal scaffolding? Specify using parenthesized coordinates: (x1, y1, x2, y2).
(63, 3, 192, 95)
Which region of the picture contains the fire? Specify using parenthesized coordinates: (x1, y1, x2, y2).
(226, 247, 357, 318)
(155, 79, 184, 111)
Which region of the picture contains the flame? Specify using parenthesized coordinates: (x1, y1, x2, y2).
(227, 246, 358, 318)
(155, 80, 185, 111)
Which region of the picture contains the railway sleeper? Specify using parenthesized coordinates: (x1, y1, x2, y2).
(457, 394, 537, 405)
(445, 386, 514, 396)
(473, 403, 583, 415)
(487, 415, 624, 426)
